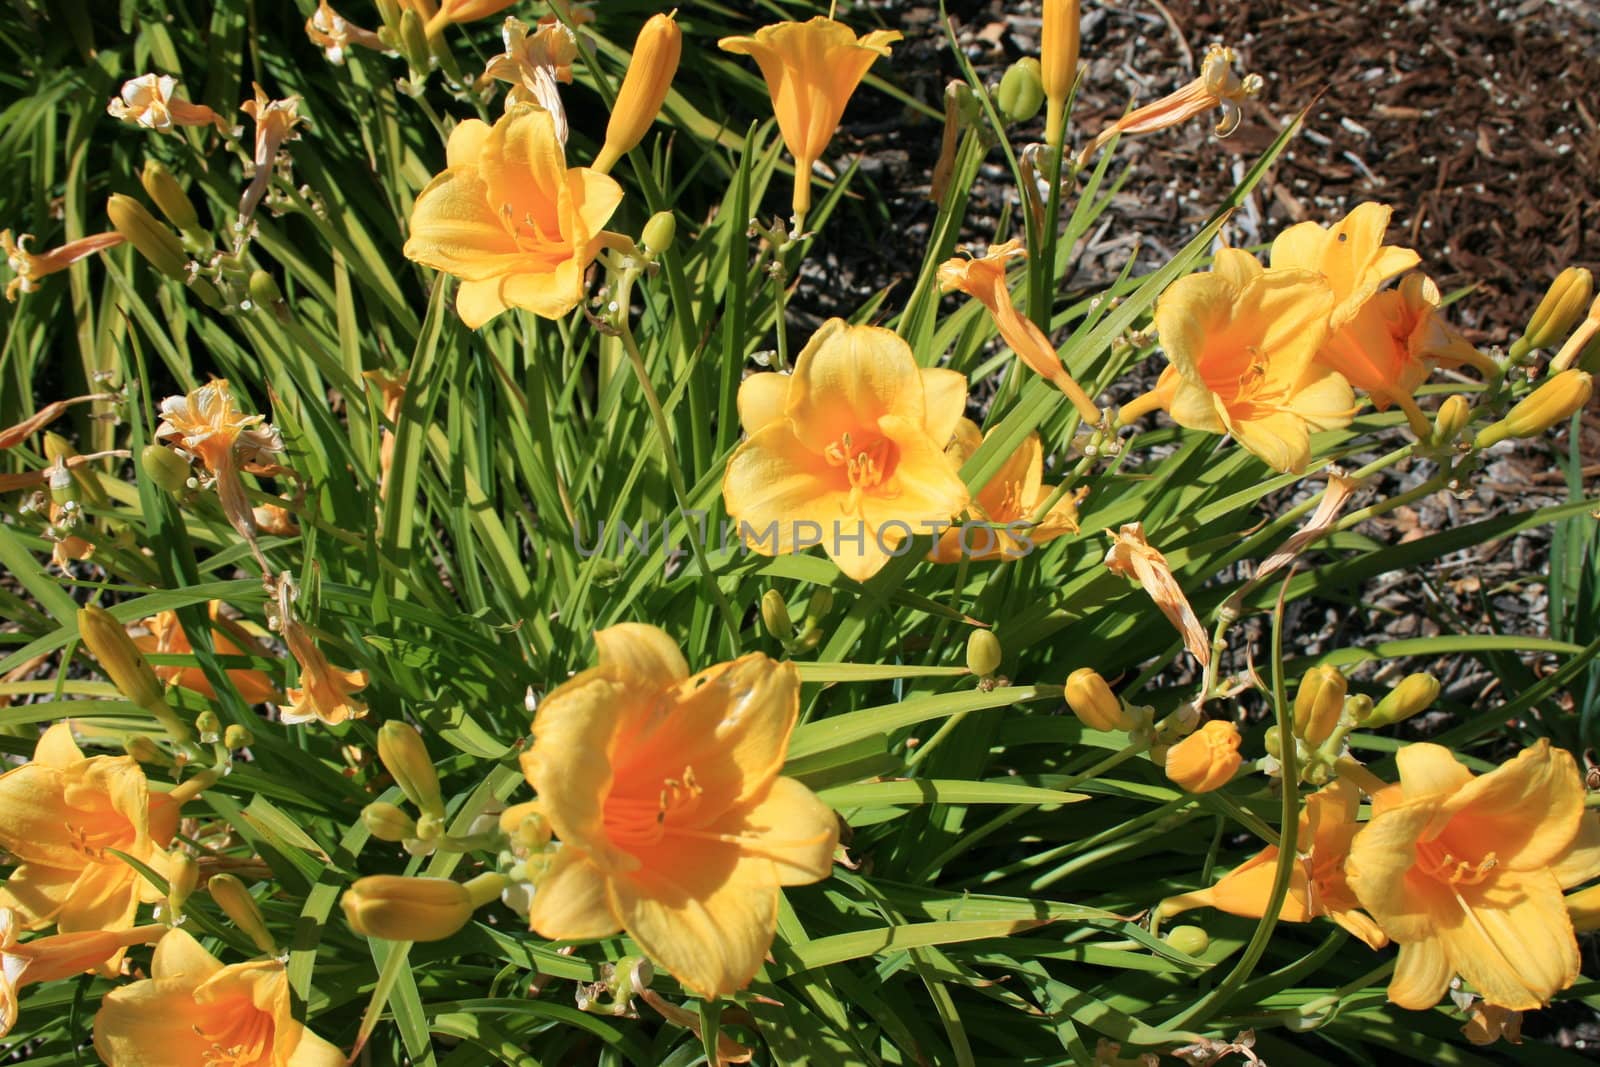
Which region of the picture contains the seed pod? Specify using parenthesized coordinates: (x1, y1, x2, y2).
(195, 710, 222, 744)
(141, 443, 193, 494)
(997, 57, 1046, 125)
(1475, 370, 1592, 448)
(1364, 672, 1440, 728)
(641, 211, 676, 257)
(1064, 667, 1134, 732)
(1292, 666, 1346, 747)
(1164, 720, 1242, 794)
(966, 630, 1002, 678)
(223, 724, 255, 749)
(594, 13, 682, 174)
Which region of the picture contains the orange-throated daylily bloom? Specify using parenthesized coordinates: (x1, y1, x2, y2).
(238, 85, 304, 225)
(1268, 202, 1420, 332)
(156, 379, 284, 546)
(305, 0, 386, 65)
(929, 419, 1079, 563)
(1121, 248, 1354, 474)
(1344, 741, 1600, 1011)
(484, 16, 578, 141)
(1104, 522, 1209, 667)
(106, 74, 229, 133)
(0, 724, 200, 941)
(1077, 44, 1261, 167)
(722, 319, 969, 582)
(1, 908, 166, 1038)
(132, 603, 280, 706)
(521, 624, 839, 999)
(718, 17, 901, 228)
(404, 104, 623, 328)
(1158, 780, 1388, 948)
(273, 576, 368, 727)
(92, 928, 345, 1067)
(939, 240, 1102, 422)
(2, 230, 125, 302)
(1315, 272, 1486, 435)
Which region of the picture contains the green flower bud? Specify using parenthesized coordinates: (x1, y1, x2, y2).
(641, 211, 676, 257)
(966, 630, 1002, 678)
(195, 710, 222, 743)
(997, 58, 1046, 125)
(78, 605, 189, 740)
(1365, 672, 1440, 728)
(761, 589, 794, 642)
(166, 852, 199, 920)
(223, 724, 255, 749)
(1163, 925, 1209, 957)
(107, 193, 189, 282)
(208, 873, 278, 955)
(141, 443, 193, 494)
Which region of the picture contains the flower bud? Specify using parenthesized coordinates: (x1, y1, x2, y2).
(1292, 666, 1346, 747)
(1040, 0, 1081, 147)
(166, 852, 199, 920)
(760, 589, 794, 642)
(966, 630, 1002, 678)
(195, 710, 222, 744)
(223, 724, 254, 749)
(499, 802, 551, 853)
(1475, 370, 1592, 448)
(1262, 724, 1284, 761)
(1064, 667, 1135, 732)
(142, 443, 193, 494)
(1567, 884, 1600, 933)
(208, 873, 278, 954)
(1364, 672, 1439, 728)
(397, 8, 431, 72)
(248, 269, 287, 317)
(377, 721, 446, 820)
(362, 801, 418, 842)
(107, 193, 190, 282)
(140, 159, 202, 239)
(1551, 293, 1600, 374)
(806, 587, 834, 623)
(594, 13, 681, 175)
(1518, 267, 1593, 355)
(1162, 924, 1209, 956)
(997, 57, 1046, 125)
(640, 211, 675, 257)
(341, 873, 505, 941)
(1164, 720, 1242, 794)
(78, 605, 190, 739)
(1431, 395, 1471, 448)
(125, 734, 168, 764)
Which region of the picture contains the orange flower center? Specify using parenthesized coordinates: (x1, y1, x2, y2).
(497, 203, 567, 267)
(604, 764, 704, 851)
(825, 432, 899, 509)
(197, 1003, 274, 1065)
(1415, 841, 1498, 888)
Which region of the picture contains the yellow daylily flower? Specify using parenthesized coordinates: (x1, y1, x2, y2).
(92, 928, 345, 1067)
(106, 74, 229, 133)
(1125, 248, 1353, 474)
(1077, 44, 1261, 167)
(1158, 780, 1388, 949)
(1, 909, 165, 1038)
(938, 240, 1102, 422)
(929, 419, 1079, 562)
(0, 724, 186, 944)
(722, 319, 970, 582)
(404, 104, 623, 328)
(132, 602, 280, 706)
(2, 230, 125, 302)
(718, 17, 901, 228)
(1268, 201, 1420, 331)
(1315, 272, 1485, 434)
(1345, 741, 1600, 1011)
(521, 624, 838, 999)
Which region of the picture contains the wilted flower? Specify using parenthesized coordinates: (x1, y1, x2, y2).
(305, 0, 386, 65)
(239, 85, 305, 224)
(939, 241, 1102, 422)
(930, 419, 1079, 562)
(1462, 1003, 1523, 1047)
(92, 928, 345, 1066)
(1345, 741, 1600, 1010)
(1269, 202, 1420, 332)
(723, 319, 969, 582)
(156, 379, 283, 546)
(1077, 44, 1261, 166)
(1104, 523, 1209, 668)
(2, 230, 125, 301)
(273, 576, 368, 727)
(1158, 780, 1388, 948)
(594, 13, 681, 174)
(521, 624, 838, 998)
(1125, 248, 1353, 474)
(1, 909, 166, 1038)
(106, 74, 228, 133)
(484, 16, 577, 136)
(404, 104, 622, 328)
(132, 603, 279, 706)
(718, 17, 901, 227)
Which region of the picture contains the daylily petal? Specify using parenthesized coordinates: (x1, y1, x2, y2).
(1396, 743, 1475, 799)
(1438, 741, 1585, 871)
(716, 776, 838, 885)
(1551, 813, 1600, 890)
(403, 169, 522, 281)
(92, 976, 216, 1067)
(594, 623, 690, 689)
(33, 722, 84, 768)
(527, 847, 623, 941)
(522, 675, 629, 857)
(785, 319, 923, 453)
(737, 372, 791, 435)
(1388, 937, 1453, 1010)
(722, 421, 850, 555)
(919, 368, 968, 449)
(455, 277, 510, 329)
(446, 118, 492, 168)
(1442, 870, 1577, 1011)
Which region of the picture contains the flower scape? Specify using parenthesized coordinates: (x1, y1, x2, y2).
(1, 0, 1598, 1063)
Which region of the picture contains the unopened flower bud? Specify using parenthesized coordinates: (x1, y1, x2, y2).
(594, 13, 681, 175)
(140, 159, 203, 238)
(208, 873, 278, 954)
(362, 801, 418, 842)
(107, 193, 189, 282)
(166, 852, 199, 920)
(806, 587, 834, 623)
(78, 605, 190, 741)
(1164, 720, 1242, 794)
(1551, 293, 1600, 374)
(1292, 666, 1346, 747)
(397, 9, 431, 72)
(1040, 0, 1081, 147)
(1518, 267, 1593, 356)
(141, 443, 193, 493)
(997, 57, 1046, 124)
(1262, 724, 1284, 761)
(195, 710, 222, 744)
(1567, 884, 1600, 933)
(223, 724, 254, 749)
(966, 630, 1002, 678)
(761, 589, 794, 642)
(1475, 370, 1592, 448)
(499, 802, 551, 852)
(1162, 925, 1209, 956)
(1342, 693, 1373, 727)
(1365, 672, 1439, 728)
(341, 872, 506, 941)
(125, 734, 168, 764)
(640, 211, 675, 257)
(1065, 667, 1135, 732)
(377, 721, 446, 820)
(1431, 395, 1472, 447)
